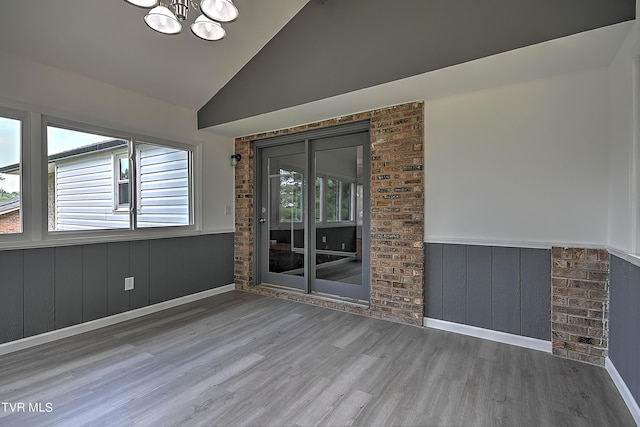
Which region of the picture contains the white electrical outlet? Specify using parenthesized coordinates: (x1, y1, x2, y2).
(125, 277, 134, 291)
(322, 236, 326, 243)
(225, 205, 232, 215)
(341, 242, 345, 250)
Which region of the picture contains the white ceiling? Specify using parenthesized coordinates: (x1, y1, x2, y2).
(0, 0, 308, 110)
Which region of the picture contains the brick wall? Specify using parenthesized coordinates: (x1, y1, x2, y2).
(369, 104, 424, 324)
(551, 247, 609, 365)
(234, 102, 424, 325)
(0, 210, 20, 234)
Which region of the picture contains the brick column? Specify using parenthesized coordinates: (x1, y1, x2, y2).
(369, 103, 424, 325)
(551, 247, 609, 365)
(233, 136, 254, 290)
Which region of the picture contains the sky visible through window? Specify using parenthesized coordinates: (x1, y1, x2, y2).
(47, 126, 112, 156)
(0, 123, 113, 193)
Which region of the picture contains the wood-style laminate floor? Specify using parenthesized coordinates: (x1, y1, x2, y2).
(0, 291, 634, 426)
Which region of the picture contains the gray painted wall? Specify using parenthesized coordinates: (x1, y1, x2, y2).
(0, 233, 234, 345)
(425, 243, 551, 341)
(609, 255, 640, 406)
(198, 0, 635, 128)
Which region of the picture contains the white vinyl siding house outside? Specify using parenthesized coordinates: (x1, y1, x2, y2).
(137, 143, 190, 228)
(53, 143, 190, 231)
(55, 150, 129, 231)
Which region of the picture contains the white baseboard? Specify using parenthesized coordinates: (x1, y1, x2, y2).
(0, 284, 236, 357)
(606, 358, 640, 426)
(424, 317, 552, 353)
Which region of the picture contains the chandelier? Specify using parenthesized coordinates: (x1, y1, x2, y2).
(123, 0, 238, 41)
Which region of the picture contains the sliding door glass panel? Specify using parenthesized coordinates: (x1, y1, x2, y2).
(268, 152, 305, 276)
(314, 146, 362, 286)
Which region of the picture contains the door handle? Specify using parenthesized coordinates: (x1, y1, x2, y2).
(259, 218, 266, 223)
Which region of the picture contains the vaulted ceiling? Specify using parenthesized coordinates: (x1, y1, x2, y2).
(198, 0, 635, 129)
(0, 0, 635, 137)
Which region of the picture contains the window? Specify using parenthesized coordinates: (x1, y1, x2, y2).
(315, 176, 355, 224)
(340, 181, 353, 222)
(47, 123, 193, 232)
(0, 114, 22, 235)
(315, 177, 322, 222)
(115, 154, 130, 209)
(136, 142, 191, 228)
(278, 168, 303, 223)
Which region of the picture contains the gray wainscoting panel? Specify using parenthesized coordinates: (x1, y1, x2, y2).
(107, 242, 130, 316)
(183, 236, 205, 295)
(424, 243, 443, 319)
(196, 235, 215, 293)
(166, 237, 186, 300)
(82, 244, 108, 322)
(466, 245, 492, 330)
(424, 243, 551, 341)
(609, 255, 640, 404)
(199, 235, 215, 292)
(520, 248, 551, 340)
(214, 233, 235, 287)
(0, 250, 24, 344)
(55, 245, 83, 329)
(0, 233, 235, 346)
(23, 248, 55, 337)
(130, 240, 150, 310)
(609, 256, 627, 377)
(629, 261, 640, 401)
(149, 239, 169, 304)
(442, 244, 467, 324)
(491, 247, 521, 335)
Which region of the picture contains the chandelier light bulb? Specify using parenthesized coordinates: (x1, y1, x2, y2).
(200, 0, 238, 23)
(123, 0, 159, 8)
(144, 5, 182, 34)
(191, 14, 226, 41)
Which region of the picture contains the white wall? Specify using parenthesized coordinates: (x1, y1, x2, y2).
(424, 68, 610, 247)
(0, 50, 234, 236)
(608, 22, 640, 254)
(200, 132, 236, 233)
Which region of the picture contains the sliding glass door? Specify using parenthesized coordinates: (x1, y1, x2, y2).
(256, 128, 370, 302)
